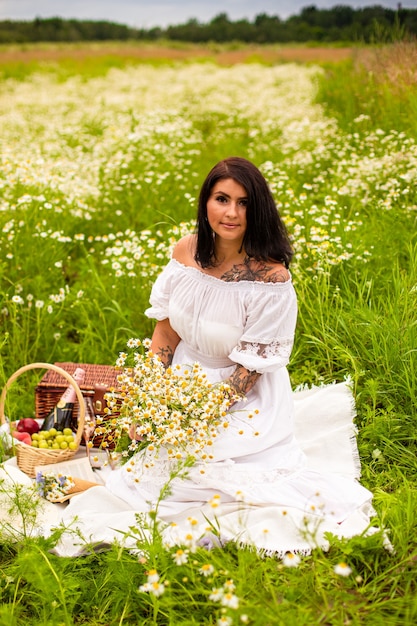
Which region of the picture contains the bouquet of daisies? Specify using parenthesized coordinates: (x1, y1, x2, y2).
(36, 471, 98, 502)
(36, 471, 76, 502)
(94, 338, 240, 467)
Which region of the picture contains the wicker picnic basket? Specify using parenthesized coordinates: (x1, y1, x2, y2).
(0, 363, 86, 478)
(35, 362, 121, 448)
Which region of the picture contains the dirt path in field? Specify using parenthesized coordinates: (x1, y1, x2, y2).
(0, 43, 353, 65)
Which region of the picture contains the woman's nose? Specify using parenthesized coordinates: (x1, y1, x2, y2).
(225, 202, 238, 216)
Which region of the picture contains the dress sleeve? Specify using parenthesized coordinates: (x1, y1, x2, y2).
(144, 261, 175, 321)
(228, 282, 297, 374)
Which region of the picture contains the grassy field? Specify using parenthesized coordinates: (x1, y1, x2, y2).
(0, 42, 416, 625)
(0, 40, 354, 68)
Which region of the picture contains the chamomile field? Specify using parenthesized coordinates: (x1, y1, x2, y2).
(0, 41, 416, 625)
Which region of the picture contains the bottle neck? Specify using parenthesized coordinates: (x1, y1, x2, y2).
(58, 368, 85, 406)
(58, 387, 76, 407)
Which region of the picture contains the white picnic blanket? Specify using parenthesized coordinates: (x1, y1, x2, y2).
(0, 382, 377, 557)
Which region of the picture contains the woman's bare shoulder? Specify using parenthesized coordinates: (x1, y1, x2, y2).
(172, 234, 197, 265)
(249, 259, 290, 283)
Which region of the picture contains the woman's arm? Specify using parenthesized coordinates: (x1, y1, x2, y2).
(129, 319, 180, 441)
(226, 364, 261, 398)
(151, 318, 181, 368)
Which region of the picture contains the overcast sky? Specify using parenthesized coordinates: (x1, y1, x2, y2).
(0, 1, 415, 29)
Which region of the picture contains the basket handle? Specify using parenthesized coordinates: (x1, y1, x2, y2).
(0, 363, 86, 442)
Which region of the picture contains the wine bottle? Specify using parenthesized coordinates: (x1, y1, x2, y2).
(82, 391, 97, 464)
(41, 368, 86, 432)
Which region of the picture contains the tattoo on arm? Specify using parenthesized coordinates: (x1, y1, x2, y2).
(155, 345, 174, 368)
(227, 364, 261, 396)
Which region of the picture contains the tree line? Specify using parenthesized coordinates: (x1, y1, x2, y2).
(1, 5, 416, 45)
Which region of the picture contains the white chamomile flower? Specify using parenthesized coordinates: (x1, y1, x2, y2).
(334, 562, 352, 577)
(172, 549, 188, 565)
(282, 552, 301, 568)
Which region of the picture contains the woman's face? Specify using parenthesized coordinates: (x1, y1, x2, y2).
(206, 178, 248, 247)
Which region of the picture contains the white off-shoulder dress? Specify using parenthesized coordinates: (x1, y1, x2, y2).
(101, 259, 376, 555)
(0, 258, 379, 556)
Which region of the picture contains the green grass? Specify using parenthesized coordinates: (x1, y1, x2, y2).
(316, 41, 417, 139)
(0, 44, 416, 624)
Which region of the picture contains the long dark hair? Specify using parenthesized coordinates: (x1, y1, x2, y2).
(195, 157, 293, 268)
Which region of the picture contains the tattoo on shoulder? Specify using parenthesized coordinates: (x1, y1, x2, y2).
(156, 346, 174, 368)
(220, 257, 289, 283)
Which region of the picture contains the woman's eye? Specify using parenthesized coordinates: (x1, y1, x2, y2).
(216, 195, 227, 203)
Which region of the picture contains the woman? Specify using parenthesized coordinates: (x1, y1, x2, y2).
(101, 157, 375, 554)
(0, 157, 377, 556)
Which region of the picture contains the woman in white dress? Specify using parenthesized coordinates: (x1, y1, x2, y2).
(0, 157, 378, 556)
(101, 157, 375, 554)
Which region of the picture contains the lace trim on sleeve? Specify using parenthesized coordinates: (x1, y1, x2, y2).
(236, 338, 293, 360)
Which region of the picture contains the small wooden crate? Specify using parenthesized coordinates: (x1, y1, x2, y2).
(35, 362, 121, 448)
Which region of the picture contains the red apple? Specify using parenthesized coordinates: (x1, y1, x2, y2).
(12, 431, 32, 445)
(16, 418, 40, 435)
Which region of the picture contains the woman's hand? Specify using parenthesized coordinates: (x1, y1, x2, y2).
(128, 424, 143, 441)
(226, 364, 261, 398)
